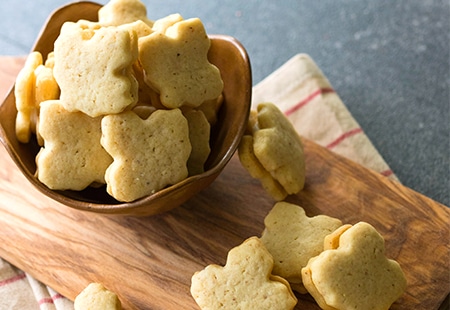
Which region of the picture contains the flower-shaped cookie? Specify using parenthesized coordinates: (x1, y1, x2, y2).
(74, 283, 121, 310)
(260, 202, 343, 293)
(238, 103, 306, 200)
(36, 100, 113, 191)
(184, 109, 211, 175)
(53, 21, 138, 117)
(138, 18, 223, 109)
(118, 20, 153, 38)
(98, 0, 153, 27)
(101, 109, 191, 202)
(14, 51, 42, 143)
(151, 13, 184, 33)
(191, 237, 297, 310)
(34, 63, 60, 146)
(302, 222, 407, 310)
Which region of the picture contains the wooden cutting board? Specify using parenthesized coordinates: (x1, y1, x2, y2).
(0, 57, 449, 310)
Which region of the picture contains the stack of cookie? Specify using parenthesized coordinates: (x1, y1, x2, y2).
(191, 103, 406, 309)
(14, 0, 225, 202)
(191, 202, 407, 310)
(239, 103, 306, 201)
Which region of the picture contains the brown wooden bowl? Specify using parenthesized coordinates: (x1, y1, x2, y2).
(0, 1, 251, 216)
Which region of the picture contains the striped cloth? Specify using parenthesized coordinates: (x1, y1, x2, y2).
(252, 54, 397, 180)
(0, 53, 396, 309)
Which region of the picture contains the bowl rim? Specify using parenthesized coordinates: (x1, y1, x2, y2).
(0, 1, 252, 215)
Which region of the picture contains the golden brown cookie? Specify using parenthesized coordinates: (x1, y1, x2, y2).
(74, 283, 121, 310)
(238, 135, 288, 201)
(36, 100, 113, 191)
(260, 202, 343, 293)
(14, 51, 43, 143)
(184, 109, 211, 175)
(34, 63, 60, 146)
(238, 103, 306, 200)
(196, 94, 223, 126)
(191, 237, 297, 309)
(101, 109, 191, 202)
(138, 18, 223, 109)
(98, 0, 153, 27)
(53, 20, 138, 117)
(118, 19, 153, 38)
(151, 13, 184, 33)
(253, 103, 305, 194)
(302, 222, 407, 310)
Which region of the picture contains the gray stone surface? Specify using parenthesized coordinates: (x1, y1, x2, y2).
(0, 0, 448, 207)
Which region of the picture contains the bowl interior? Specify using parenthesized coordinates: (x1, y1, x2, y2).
(0, 1, 251, 216)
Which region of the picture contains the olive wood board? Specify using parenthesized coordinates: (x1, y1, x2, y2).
(0, 57, 449, 310)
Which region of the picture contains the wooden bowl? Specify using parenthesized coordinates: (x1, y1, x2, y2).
(0, 1, 251, 216)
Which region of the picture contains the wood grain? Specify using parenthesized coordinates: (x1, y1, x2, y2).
(0, 57, 449, 309)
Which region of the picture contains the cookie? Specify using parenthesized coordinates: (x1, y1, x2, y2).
(118, 19, 153, 38)
(302, 222, 407, 310)
(132, 61, 155, 106)
(98, 0, 153, 27)
(238, 135, 288, 201)
(196, 94, 223, 126)
(74, 283, 121, 310)
(101, 109, 191, 202)
(253, 103, 306, 194)
(139, 17, 223, 109)
(132, 104, 156, 119)
(53, 20, 138, 117)
(44, 51, 55, 69)
(14, 51, 43, 143)
(36, 100, 113, 190)
(191, 237, 297, 310)
(35, 64, 59, 108)
(323, 223, 352, 250)
(184, 109, 211, 175)
(34, 63, 60, 146)
(151, 13, 183, 33)
(260, 202, 343, 293)
(15, 2, 225, 201)
(238, 103, 306, 200)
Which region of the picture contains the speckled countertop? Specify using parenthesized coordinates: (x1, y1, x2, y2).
(0, 0, 448, 207)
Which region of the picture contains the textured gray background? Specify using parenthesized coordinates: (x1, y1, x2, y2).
(0, 0, 448, 207)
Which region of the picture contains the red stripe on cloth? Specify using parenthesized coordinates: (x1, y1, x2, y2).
(52, 293, 65, 300)
(38, 297, 54, 305)
(285, 87, 335, 116)
(380, 169, 394, 177)
(0, 272, 26, 287)
(326, 128, 363, 149)
(38, 293, 65, 305)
